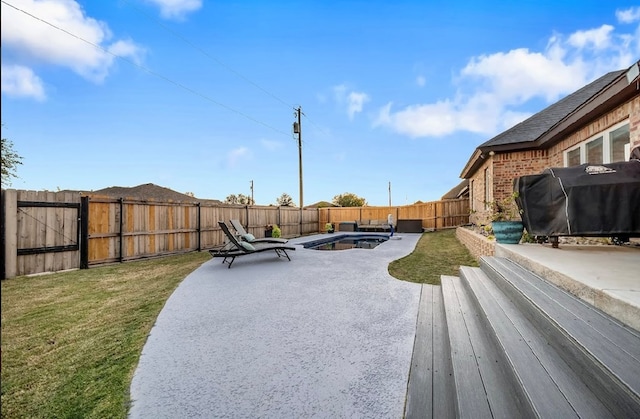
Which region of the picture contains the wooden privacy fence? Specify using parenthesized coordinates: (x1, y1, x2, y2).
(1, 189, 320, 278)
(319, 199, 469, 231)
(86, 196, 319, 266)
(2, 189, 469, 279)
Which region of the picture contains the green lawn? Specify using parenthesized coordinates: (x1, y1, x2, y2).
(1, 229, 476, 418)
(389, 228, 479, 285)
(1, 252, 210, 419)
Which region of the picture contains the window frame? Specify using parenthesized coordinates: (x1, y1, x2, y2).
(564, 120, 630, 166)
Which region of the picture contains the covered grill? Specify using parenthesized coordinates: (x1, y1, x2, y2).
(514, 160, 640, 238)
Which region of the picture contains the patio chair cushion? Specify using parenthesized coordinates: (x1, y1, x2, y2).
(242, 233, 256, 242)
(239, 241, 255, 251)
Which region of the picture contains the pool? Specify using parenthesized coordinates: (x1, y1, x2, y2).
(302, 234, 389, 250)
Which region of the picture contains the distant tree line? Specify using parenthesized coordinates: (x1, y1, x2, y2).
(223, 191, 367, 207)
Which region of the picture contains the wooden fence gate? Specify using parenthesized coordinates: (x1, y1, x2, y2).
(2, 190, 88, 279)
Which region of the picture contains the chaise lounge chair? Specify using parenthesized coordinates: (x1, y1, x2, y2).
(229, 219, 289, 244)
(210, 221, 295, 268)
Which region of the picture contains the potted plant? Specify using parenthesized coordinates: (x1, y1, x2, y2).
(265, 224, 274, 238)
(271, 224, 282, 238)
(325, 222, 335, 234)
(488, 192, 525, 244)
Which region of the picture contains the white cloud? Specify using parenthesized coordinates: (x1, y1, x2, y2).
(416, 75, 426, 87)
(227, 147, 251, 168)
(616, 7, 640, 23)
(347, 92, 370, 120)
(460, 48, 584, 103)
(332, 84, 370, 119)
(374, 15, 639, 138)
(1, 64, 46, 100)
(144, 0, 202, 20)
(0, 0, 145, 97)
(567, 25, 614, 50)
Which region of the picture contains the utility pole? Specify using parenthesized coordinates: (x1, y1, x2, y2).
(388, 181, 392, 206)
(250, 180, 254, 205)
(293, 107, 303, 208)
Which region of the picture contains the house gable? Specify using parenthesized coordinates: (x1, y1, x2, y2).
(461, 69, 629, 179)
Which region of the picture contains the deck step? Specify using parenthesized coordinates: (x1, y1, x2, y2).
(405, 284, 455, 419)
(460, 266, 611, 418)
(480, 256, 640, 417)
(440, 275, 531, 418)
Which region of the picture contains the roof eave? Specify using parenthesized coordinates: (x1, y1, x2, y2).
(460, 148, 484, 179)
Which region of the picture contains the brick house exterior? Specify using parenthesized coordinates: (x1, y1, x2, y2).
(461, 62, 640, 226)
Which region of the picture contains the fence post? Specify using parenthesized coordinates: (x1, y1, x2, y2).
(80, 196, 89, 269)
(2, 189, 18, 279)
(197, 202, 201, 252)
(119, 198, 124, 262)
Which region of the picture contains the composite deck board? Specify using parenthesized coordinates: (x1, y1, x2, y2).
(462, 267, 612, 419)
(431, 283, 455, 418)
(441, 276, 492, 418)
(481, 257, 640, 416)
(485, 257, 640, 350)
(405, 285, 435, 418)
(449, 274, 530, 418)
(405, 284, 456, 419)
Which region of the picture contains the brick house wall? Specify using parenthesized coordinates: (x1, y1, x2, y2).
(469, 94, 639, 226)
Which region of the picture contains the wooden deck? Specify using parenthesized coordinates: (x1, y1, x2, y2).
(405, 257, 640, 418)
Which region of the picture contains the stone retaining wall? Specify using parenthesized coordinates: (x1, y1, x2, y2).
(456, 226, 495, 260)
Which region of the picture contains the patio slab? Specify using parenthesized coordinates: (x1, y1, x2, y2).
(129, 233, 423, 418)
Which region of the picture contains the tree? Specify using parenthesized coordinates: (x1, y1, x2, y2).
(276, 193, 295, 207)
(224, 193, 254, 205)
(1, 135, 23, 187)
(332, 192, 366, 207)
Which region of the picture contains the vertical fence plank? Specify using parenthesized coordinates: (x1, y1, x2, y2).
(2, 189, 18, 279)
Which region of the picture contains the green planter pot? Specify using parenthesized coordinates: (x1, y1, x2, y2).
(492, 221, 524, 244)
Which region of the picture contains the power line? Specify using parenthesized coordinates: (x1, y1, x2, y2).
(123, 0, 331, 148)
(1, 0, 291, 138)
(123, 0, 336, 151)
(121, 0, 295, 111)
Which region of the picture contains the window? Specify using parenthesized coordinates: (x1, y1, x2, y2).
(586, 137, 603, 164)
(610, 124, 630, 162)
(564, 122, 630, 166)
(567, 147, 581, 166)
(484, 168, 491, 209)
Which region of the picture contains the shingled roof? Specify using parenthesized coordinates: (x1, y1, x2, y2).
(479, 70, 624, 150)
(441, 179, 469, 200)
(88, 183, 221, 204)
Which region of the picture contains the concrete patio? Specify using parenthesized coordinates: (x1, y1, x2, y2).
(128, 232, 639, 418)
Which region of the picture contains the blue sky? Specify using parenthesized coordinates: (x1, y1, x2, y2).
(2, 1, 639, 206)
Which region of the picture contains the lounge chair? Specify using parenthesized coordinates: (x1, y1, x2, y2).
(229, 219, 289, 243)
(210, 221, 295, 268)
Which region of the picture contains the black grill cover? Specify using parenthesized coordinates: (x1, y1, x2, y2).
(514, 160, 640, 237)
